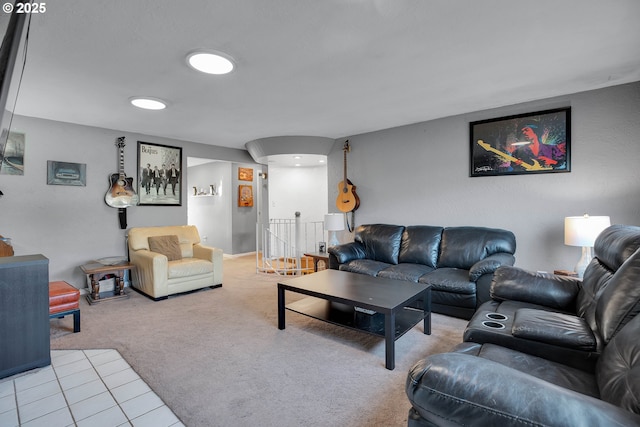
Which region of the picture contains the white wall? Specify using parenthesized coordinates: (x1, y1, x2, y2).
(328, 82, 640, 271)
(268, 164, 328, 223)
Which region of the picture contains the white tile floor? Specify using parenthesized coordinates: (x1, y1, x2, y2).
(0, 349, 184, 427)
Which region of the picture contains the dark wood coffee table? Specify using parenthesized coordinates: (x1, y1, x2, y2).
(277, 269, 431, 370)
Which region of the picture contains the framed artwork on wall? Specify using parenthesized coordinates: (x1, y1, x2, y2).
(238, 167, 253, 181)
(470, 107, 571, 177)
(46, 160, 86, 186)
(137, 141, 182, 206)
(238, 185, 253, 207)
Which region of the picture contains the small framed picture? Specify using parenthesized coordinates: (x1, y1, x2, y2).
(318, 242, 326, 253)
(238, 185, 253, 207)
(238, 167, 253, 181)
(47, 161, 86, 186)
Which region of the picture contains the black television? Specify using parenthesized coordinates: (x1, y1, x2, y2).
(0, 1, 31, 174)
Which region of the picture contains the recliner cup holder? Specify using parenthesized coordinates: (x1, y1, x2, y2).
(485, 312, 508, 321)
(481, 320, 506, 329)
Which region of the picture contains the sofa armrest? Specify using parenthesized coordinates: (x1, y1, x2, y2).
(490, 265, 581, 311)
(129, 249, 169, 298)
(469, 253, 515, 281)
(193, 244, 223, 285)
(328, 242, 365, 268)
(406, 352, 640, 427)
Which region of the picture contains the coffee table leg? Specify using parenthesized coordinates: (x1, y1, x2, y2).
(277, 285, 285, 330)
(423, 288, 431, 335)
(385, 311, 395, 370)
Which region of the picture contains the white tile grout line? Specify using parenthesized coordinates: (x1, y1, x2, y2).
(4, 349, 184, 427)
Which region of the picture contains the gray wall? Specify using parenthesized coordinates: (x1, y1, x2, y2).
(328, 82, 640, 272)
(0, 116, 258, 288)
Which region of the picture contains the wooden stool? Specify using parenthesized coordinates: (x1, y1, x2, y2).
(49, 281, 80, 333)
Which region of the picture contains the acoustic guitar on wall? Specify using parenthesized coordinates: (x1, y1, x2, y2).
(336, 140, 360, 213)
(105, 136, 139, 208)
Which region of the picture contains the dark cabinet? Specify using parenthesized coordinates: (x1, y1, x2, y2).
(0, 254, 50, 379)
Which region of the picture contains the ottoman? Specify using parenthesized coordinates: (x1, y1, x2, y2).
(49, 281, 80, 333)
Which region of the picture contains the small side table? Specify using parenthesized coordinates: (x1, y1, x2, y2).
(80, 262, 135, 305)
(303, 252, 330, 272)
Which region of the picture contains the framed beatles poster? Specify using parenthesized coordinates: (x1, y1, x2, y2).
(137, 141, 183, 205)
(470, 107, 570, 177)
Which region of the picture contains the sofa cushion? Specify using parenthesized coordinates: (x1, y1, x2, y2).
(339, 259, 390, 276)
(576, 225, 640, 345)
(148, 235, 182, 261)
(419, 268, 475, 294)
(596, 313, 640, 413)
(377, 263, 434, 282)
(398, 226, 443, 268)
(354, 224, 404, 265)
(453, 342, 600, 398)
(438, 226, 516, 269)
(512, 308, 597, 351)
(168, 258, 213, 278)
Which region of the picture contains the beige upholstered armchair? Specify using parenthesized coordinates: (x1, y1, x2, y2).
(127, 225, 223, 300)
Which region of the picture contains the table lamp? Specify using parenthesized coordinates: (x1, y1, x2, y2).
(564, 214, 611, 278)
(324, 213, 345, 247)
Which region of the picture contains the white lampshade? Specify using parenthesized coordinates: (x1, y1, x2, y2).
(564, 215, 611, 247)
(324, 213, 345, 232)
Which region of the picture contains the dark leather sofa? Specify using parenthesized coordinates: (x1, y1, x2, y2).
(328, 224, 516, 319)
(405, 224, 640, 426)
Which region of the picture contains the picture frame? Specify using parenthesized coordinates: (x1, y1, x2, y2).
(47, 160, 86, 186)
(469, 107, 570, 177)
(137, 141, 182, 206)
(238, 167, 253, 181)
(238, 185, 253, 207)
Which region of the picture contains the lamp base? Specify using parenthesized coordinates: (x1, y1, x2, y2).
(328, 231, 340, 247)
(574, 246, 593, 279)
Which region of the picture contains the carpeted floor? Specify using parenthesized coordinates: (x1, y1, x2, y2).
(50, 255, 467, 427)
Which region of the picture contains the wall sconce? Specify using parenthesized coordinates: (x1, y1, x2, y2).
(564, 214, 611, 278)
(324, 213, 344, 247)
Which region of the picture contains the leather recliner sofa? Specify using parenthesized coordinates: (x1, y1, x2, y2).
(463, 224, 640, 371)
(328, 224, 516, 319)
(128, 225, 223, 300)
(405, 224, 640, 426)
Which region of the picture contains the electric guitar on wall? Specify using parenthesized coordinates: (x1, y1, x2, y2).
(336, 140, 360, 213)
(105, 137, 139, 208)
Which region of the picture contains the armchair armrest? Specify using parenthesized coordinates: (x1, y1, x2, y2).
(327, 242, 365, 268)
(406, 353, 640, 427)
(490, 266, 581, 311)
(193, 244, 223, 285)
(129, 249, 169, 298)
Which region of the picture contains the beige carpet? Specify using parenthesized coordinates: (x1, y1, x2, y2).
(50, 255, 467, 427)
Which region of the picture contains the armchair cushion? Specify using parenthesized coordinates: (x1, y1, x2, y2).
(148, 235, 182, 261)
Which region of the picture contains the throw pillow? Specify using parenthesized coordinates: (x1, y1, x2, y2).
(148, 235, 182, 261)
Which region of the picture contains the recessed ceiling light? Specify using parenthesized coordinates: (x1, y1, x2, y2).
(293, 156, 302, 159)
(187, 51, 235, 75)
(130, 97, 167, 110)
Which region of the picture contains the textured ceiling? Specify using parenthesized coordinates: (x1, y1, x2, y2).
(12, 0, 640, 151)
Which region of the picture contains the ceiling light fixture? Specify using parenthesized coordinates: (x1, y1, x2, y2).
(130, 97, 167, 110)
(187, 50, 235, 75)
